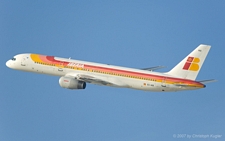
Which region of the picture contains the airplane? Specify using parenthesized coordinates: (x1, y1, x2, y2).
(6, 44, 215, 92)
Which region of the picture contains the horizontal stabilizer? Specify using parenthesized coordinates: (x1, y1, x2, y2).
(197, 79, 217, 84)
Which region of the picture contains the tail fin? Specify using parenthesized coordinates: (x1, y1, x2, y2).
(166, 44, 211, 80)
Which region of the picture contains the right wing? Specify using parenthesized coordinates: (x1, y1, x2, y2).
(141, 66, 165, 71)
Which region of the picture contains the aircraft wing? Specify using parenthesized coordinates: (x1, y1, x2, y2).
(65, 73, 118, 86)
(77, 74, 114, 85)
(141, 66, 165, 71)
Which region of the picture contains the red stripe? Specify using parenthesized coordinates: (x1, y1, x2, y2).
(46, 56, 61, 64)
(84, 64, 198, 84)
(187, 57, 194, 62)
(183, 62, 191, 70)
(47, 55, 203, 86)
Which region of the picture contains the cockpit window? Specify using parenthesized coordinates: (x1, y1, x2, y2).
(11, 58, 16, 61)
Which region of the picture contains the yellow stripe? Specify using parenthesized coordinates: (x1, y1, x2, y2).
(193, 58, 200, 63)
(30, 54, 43, 62)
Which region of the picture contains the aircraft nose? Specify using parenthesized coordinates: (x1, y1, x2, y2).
(6, 60, 11, 68)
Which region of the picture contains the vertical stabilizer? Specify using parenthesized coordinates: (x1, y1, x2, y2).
(166, 44, 211, 80)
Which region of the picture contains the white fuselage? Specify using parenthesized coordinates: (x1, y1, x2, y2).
(6, 53, 205, 92)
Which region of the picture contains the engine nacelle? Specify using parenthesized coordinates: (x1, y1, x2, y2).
(59, 76, 86, 89)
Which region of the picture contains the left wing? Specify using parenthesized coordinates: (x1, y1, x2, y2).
(77, 74, 114, 86)
(65, 73, 120, 86)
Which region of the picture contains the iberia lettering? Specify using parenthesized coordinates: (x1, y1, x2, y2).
(67, 62, 84, 68)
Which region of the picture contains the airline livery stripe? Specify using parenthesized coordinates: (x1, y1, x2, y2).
(30, 54, 204, 88)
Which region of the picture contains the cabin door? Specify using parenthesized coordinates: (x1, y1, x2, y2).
(21, 57, 27, 66)
(161, 77, 171, 91)
(58, 62, 64, 72)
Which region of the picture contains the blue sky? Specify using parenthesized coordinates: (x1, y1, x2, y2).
(1, 1, 224, 141)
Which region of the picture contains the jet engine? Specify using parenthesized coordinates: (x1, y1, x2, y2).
(59, 76, 86, 89)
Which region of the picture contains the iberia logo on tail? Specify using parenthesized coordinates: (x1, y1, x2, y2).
(183, 57, 200, 71)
